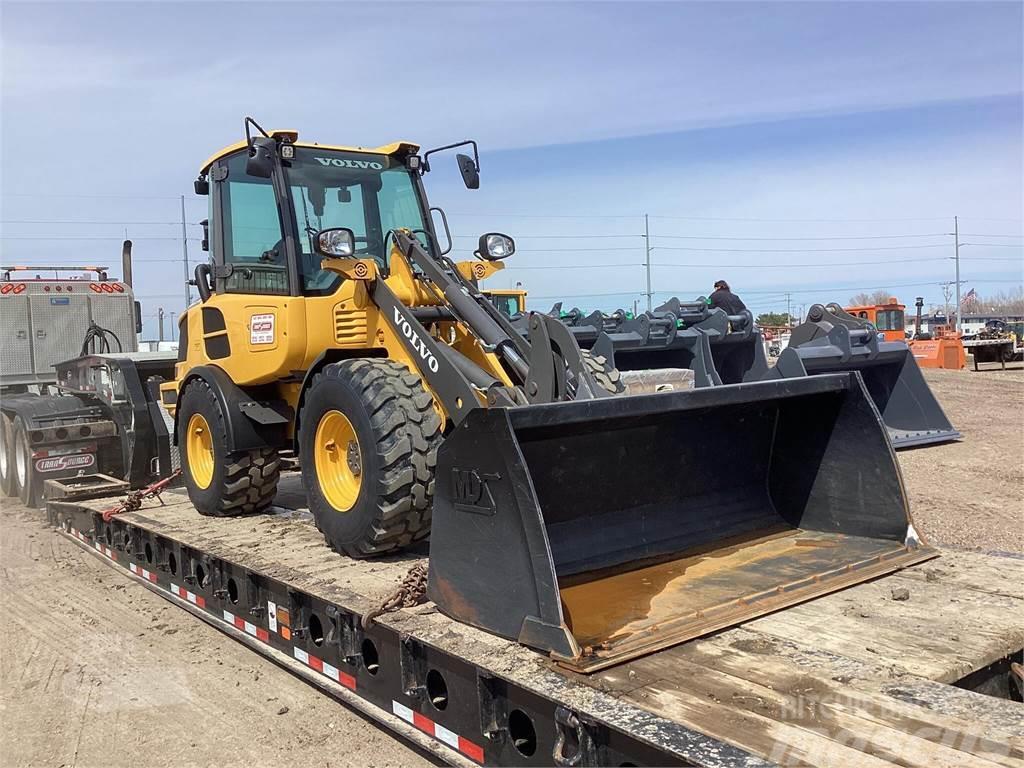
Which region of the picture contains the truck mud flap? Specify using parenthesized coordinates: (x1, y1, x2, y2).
(771, 343, 961, 449)
(427, 373, 936, 673)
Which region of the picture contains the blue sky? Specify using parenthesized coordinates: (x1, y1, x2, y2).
(2, 1, 1021, 337)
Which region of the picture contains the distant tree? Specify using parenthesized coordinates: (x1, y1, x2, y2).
(757, 312, 791, 326)
(849, 290, 895, 306)
(961, 287, 1024, 316)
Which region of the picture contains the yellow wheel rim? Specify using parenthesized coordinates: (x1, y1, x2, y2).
(314, 410, 363, 512)
(186, 413, 215, 490)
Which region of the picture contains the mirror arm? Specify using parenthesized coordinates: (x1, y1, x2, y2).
(422, 139, 479, 174)
(244, 116, 271, 148)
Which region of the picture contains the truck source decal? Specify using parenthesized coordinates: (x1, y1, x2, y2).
(35, 454, 95, 473)
(392, 307, 440, 373)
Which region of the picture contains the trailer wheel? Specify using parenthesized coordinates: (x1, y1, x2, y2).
(12, 417, 41, 507)
(0, 413, 19, 498)
(299, 359, 442, 558)
(581, 350, 625, 395)
(178, 379, 280, 517)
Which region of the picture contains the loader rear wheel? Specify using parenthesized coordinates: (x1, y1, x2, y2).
(581, 350, 625, 395)
(0, 413, 18, 498)
(299, 359, 442, 558)
(178, 379, 280, 517)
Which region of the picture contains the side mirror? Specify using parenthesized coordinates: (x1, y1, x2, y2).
(194, 178, 209, 195)
(200, 219, 209, 252)
(246, 136, 276, 179)
(134, 301, 142, 335)
(475, 233, 515, 261)
(457, 153, 479, 190)
(315, 228, 356, 258)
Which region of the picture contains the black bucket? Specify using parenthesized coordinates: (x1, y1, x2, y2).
(771, 334, 960, 449)
(427, 373, 935, 672)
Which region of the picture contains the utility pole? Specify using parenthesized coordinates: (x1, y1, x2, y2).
(953, 216, 962, 333)
(785, 293, 792, 325)
(643, 214, 652, 312)
(170, 313, 176, 341)
(181, 196, 192, 310)
(158, 308, 165, 342)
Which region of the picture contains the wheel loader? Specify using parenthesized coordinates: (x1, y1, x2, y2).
(160, 118, 934, 672)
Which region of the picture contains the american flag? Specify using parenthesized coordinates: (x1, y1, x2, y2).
(960, 288, 977, 304)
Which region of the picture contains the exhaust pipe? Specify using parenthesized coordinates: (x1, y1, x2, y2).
(121, 240, 133, 288)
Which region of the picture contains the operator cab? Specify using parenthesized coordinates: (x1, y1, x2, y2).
(193, 119, 483, 301)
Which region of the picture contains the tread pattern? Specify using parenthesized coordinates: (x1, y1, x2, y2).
(181, 379, 280, 517)
(581, 350, 626, 395)
(306, 359, 442, 557)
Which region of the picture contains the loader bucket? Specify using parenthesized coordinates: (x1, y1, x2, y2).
(427, 373, 936, 673)
(770, 335, 961, 449)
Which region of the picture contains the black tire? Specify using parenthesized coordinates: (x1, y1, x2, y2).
(13, 417, 41, 508)
(581, 350, 625, 395)
(299, 359, 442, 558)
(178, 379, 280, 517)
(0, 413, 18, 498)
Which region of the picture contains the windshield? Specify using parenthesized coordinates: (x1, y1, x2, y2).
(875, 308, 905, 332)
(284, 147, 429, 293)
(489, 294, 522, 317)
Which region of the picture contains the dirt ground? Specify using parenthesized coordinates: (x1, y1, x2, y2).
(0, 503, 435, 768)
(0, 364, 1020, 767)
(900, 365, 1024, 553)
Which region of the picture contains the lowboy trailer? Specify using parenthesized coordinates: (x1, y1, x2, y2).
(45, 474, 1024, 768)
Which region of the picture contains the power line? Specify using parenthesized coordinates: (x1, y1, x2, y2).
(959, 233, 1024, 238)
(649, 243, 948, 253)
(647, 214, 951, 223)
(650, 233, 949, 242)
(453, 233, 641, 240)
(0, 236, 202, 241)
(1, 219, 202, 226)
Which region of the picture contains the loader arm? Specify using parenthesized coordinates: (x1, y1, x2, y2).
(383, 231, 613, 412)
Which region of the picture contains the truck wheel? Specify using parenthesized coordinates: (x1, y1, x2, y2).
(299, 359, 442, 558)
(0, 413, 19, 498)
(12, 417, 41, 507)
(581, 350, 625, 395)
(178, 379, 280, 516)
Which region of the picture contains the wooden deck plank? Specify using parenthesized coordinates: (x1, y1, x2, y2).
(895, 550, 1024, 601)
(623, 651, 1011, 768)
(621, 635, 1022, 767)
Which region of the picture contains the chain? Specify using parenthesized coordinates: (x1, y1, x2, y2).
(361, 563, 429, 629)
(101, 469, 182, 522)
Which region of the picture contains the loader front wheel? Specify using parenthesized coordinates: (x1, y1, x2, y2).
(300, 359, 442, 558)
(581, 350, 625, 395)
(178, 379, 280, 517)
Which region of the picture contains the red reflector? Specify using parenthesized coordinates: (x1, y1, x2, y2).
(67, 286, 73, 292)
(55, 285, 63, 292)
(0, 284, 11, 294)
(89, 284, 102, 293)
(112, 283, 125, 293)
(44, 285, 51, 292)
(100, 283, 114, 293)
(12, 284, 25, 294)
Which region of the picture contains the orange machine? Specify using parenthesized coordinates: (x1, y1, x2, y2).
(905, 297, 965, 370)
(844, 298, 906, 342)
(909, 326, 966, 370)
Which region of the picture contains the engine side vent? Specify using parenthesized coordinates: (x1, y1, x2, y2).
(335, 307, 368, 345)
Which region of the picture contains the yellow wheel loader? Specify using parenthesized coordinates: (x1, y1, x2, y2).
(161, 117, 934, 672)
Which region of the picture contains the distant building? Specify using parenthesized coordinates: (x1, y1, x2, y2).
(911, 312, 1024, 336)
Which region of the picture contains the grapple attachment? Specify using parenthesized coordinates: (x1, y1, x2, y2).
(770, 304, 960, 449)
(427, 373, 935, 673)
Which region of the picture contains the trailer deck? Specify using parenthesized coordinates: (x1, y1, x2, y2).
(47, 474, 1024, 767)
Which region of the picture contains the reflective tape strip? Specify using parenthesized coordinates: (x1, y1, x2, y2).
(293, 646, 356, 690)
(170, 583, 206, 608)
(128, 563, 158, 582)
(92, 541, 117, 560)
(391, 700, 484, 763)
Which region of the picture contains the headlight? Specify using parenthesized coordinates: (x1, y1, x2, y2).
(477, 232, 515, 261)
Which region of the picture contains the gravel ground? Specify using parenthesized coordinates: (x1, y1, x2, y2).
(898, 364, 1024, 553)
(0, 503, 436, 768)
